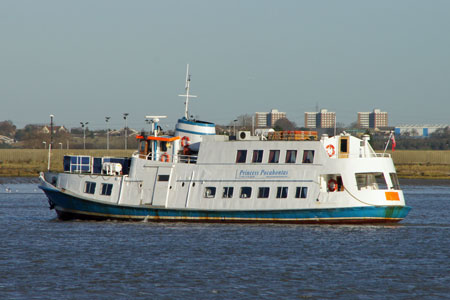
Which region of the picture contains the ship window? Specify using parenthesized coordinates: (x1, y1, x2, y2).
(161, 141, 168, 152)
(236, 150, 247, 163)
(240, 187, 252, 198)
(356, 172, 387, 190)
(285, 150, 297, 163)
(276, 187, 288, 198)
(101, 183, 113, 196)
(252, 150, 263, 163)
(302, 150, 315, 163)
(258, 187, 270, 198)
(204, 187, 216, 198)
(84, 181, 96, 194)
(158, 175, 170, 181)
(340, 138, 348, 153)
(268, 150, 280, 163)
(223, 187, 234, 198)
(390, 173, 401, 190)
(295, 187, 308, 198)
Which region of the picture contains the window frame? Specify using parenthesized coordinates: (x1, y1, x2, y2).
(285, 150, 297, 163)
(204, 187, 217, 198)
(100, 183, 113, 196)
(236, 150, 247, 163)
(257, 187, 270, 198)
(302, 150, 315, 163)
(158, 175, 170, 181)
(240, 187, 252, 198)
(295, 186, 308, 198)
(390, 173, 401, 190)
(222, 187, 234, 198)
(252, 150, 264, 163)
(355, 172, 388, 190)
(276, 186, 288, 198)
(84, 181, 96, 194)
(268, 150, 280, 163)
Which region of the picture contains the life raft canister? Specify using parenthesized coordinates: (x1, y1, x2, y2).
(327, 179, 338, 192)
(326, 144, 335, 157)
(160, 153, 170, 162)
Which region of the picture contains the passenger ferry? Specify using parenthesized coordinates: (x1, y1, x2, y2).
(39, 67, 411, 223)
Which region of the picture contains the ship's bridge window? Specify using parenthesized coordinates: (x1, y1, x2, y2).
(236, 150, 247, 163)
(204, 187, 216, 198)
(240, 187, 252, 198)
(84, 181, 96, 194)
(268, 150, 280, 163)
(390, 173, 401, 190)
(276, 187, 288, 198)
(285, 150, 297, 163)
(258, 187, 270, 198)
(222, 187, 234, 198)
(356, 172, 388, 190)
(295, 187, 308, 199)
(252, 150, 263, 163)
(302, 150, 315, 163)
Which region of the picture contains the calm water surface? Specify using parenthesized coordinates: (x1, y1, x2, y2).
(0, 179, 449, 299)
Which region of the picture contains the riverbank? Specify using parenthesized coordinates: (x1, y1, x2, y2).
(0, 149, 449, 179)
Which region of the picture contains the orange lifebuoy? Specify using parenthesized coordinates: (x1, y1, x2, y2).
(160, 153, 170, 162)
(181, 136, 190, 147)
(327, 179, 338, 192)
(326, 144, 335, 157)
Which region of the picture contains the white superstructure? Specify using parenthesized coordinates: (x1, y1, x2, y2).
(38, 67, 410, 223)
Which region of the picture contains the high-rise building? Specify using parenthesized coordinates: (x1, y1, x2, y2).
(254, 109, 286, 128)
(255, 112, 268, 128)
(304, 112, 317, 128)
(268, 109, 286, 127)
(357, 112, 370, 128)
(304, 109, 336, 128)
(358, 109, 388, 129)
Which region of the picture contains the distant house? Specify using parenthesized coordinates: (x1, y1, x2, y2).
(109, 128, 139, 137)
(0, 135, 15, 144)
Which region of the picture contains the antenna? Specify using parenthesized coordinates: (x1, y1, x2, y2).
(145, 116, 167, 136)
(178, 64, 197, 120)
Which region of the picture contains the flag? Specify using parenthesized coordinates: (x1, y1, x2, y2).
(391, 134, 396, 152)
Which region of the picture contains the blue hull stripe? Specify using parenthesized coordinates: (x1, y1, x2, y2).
(177, 118, 215, 127)
(41, 187, 411, 223)
(175, 127, 215, 136)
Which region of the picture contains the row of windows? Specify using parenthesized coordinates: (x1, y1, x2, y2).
(204, 186, 308, 199)
(84, 182, 113, 196)
(236, 149, 315, 164)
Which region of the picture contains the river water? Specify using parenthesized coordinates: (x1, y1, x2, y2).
(0, 178, 449, 299)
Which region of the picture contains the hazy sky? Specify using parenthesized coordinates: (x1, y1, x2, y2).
(1, 0, 449, 130)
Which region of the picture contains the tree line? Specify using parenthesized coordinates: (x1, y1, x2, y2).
(1, 118, 449, 150)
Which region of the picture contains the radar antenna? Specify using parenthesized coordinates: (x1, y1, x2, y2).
(178, 64, 197, 120)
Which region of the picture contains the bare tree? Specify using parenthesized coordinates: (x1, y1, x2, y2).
(0, 120, 16, 137)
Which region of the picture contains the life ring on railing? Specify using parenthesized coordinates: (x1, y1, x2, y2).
(325, 144, 335, 157)
(160, 153, 170, 162)
(327, 179, 338, 192)
(181, 136, 190, 147)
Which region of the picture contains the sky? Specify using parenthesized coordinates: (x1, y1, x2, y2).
(1, 0, 449, 131)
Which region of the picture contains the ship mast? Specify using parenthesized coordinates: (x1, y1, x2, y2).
(178, 64, 197, 120)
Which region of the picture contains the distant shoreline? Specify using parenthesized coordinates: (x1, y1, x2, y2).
(0, 149, 449, 180)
